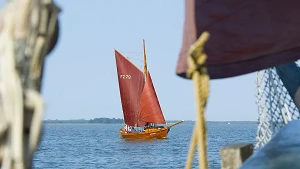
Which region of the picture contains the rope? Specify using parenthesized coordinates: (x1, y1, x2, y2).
(0, 0, 60, 168)
(185, 32, 210, 169)
(0, 3, 25, 168)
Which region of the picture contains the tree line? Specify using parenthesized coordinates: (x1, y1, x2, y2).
(43, 118, 124, 124)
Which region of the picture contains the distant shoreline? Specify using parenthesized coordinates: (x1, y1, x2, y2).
(43, 118, 192, 124)
(43, 118, 124, 124)
(43, 118, 257, 124)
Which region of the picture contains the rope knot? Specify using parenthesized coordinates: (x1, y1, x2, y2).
(186, 32, 210, 79)
(187, 57, 207, 79)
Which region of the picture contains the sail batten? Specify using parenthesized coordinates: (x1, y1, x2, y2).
(115, 50, 145, 126)
(138, 72, 166, 126)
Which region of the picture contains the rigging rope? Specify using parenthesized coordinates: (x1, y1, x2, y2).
(185, 32, 210, 169)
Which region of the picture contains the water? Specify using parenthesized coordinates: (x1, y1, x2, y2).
(33, 121, 257, 169)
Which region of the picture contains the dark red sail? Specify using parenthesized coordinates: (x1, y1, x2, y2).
(138, 72, 166, 125)
(176, 0, 300, 79)
(115, 50, 145, 126)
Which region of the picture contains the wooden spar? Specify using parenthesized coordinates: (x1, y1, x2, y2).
(143, 39, 148, 77)
(167, 120, 184, 129)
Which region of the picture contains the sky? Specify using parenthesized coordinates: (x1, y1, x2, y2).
(1, 1, 258, 121)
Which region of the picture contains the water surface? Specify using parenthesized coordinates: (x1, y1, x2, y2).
(34, 122, 257, 169)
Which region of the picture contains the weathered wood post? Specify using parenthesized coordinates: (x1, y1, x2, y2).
(220, 143, 253, 169)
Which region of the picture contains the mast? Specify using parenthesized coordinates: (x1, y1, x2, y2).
(143, 39, 147, 78)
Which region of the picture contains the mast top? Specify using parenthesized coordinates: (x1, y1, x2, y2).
(143, 39, 147, 77)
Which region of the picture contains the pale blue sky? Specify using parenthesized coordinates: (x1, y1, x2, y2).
(3, 1, 258, 121)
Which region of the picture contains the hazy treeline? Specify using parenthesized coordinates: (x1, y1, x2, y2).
(43, 118, 124, 124)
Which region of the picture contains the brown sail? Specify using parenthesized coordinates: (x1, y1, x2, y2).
(115, 50, 145, 126)
(176, 0, 300, 79)
(138, 72, 166, 125)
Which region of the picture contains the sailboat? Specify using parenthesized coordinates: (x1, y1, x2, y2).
(114, 40, 183, 139)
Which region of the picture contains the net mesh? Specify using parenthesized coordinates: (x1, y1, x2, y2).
(255, 61, 300, 148)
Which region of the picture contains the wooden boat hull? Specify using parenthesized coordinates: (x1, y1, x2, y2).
(119, 127, 169, 139)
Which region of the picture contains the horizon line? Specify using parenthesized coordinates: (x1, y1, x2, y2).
(43, 118, 258, 122)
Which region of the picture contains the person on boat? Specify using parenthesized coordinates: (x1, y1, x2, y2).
(133, 125, 138, 132)
(137, 127, 142, 132)
(144, 122, 149, 129)
(124, 124, 128, 132)
(150, 123, 154, 127)
(275, 62, 300, 111)
(143, 125, 148, 130)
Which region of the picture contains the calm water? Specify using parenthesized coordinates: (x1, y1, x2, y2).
(33, 122, 257, 169)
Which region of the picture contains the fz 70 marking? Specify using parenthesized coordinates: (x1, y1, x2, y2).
(120, 75, 131, 79)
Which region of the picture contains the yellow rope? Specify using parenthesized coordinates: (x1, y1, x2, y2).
(185, 32, 210, 169)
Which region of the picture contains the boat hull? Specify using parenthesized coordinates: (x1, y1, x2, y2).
(119, 127, 169, 139)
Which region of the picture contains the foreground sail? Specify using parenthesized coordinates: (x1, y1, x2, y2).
(176, 0, 300, 79)
(115, 41, 183, 139)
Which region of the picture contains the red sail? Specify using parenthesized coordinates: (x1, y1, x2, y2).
(115, 50, 145, 126)
(138, 72, 166, 125)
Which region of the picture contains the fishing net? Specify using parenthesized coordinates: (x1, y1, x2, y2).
(255, 61, 300, 148)
(0, 0, 60, 168)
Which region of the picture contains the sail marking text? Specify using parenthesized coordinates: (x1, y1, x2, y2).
(120, 75, 131, 79)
